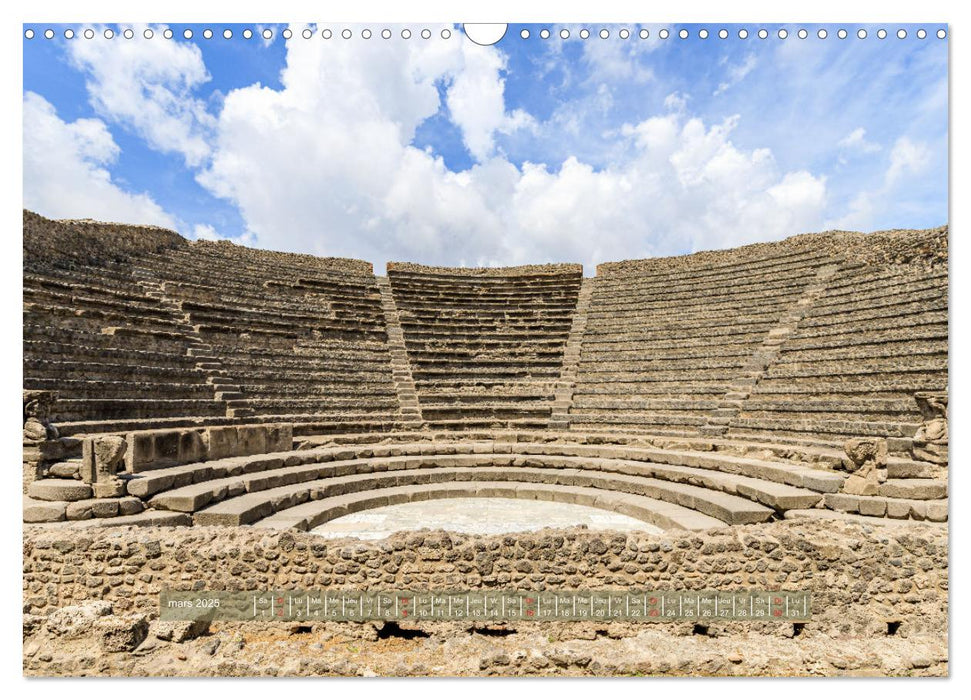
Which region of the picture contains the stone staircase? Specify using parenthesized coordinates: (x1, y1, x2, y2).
(549, 277, 593, 429)
(569, 248, 836, 436)
(701, 264, 839, 436)
(131, 267, 246, 418)
(387, 263, 582, 431)
(727, 262, 947, 446)
(376, 276, 423, 429)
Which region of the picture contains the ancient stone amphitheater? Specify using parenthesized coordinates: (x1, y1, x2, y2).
(22, 209, 948, 531)
(21, 209, 949, 676)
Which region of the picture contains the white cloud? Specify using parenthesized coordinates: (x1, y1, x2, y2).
(577, 29, 658, 84)
(197, 28, 829, 271)
(22, 91, 177, 228)
(51, 25, 835, 269)
(838, 127, 882, 154)
(192, 223, 221, 240)
(714, 53, 757, 96)
(66, 24, 215, 166)
(663, 92, 689, 113)
(886, 136, 931, 186)
(445, 42, 536, 161)
(191, 223, 255, 246)
(827, 136, 934, 231)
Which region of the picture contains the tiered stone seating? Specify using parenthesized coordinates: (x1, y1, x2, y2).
(387, 263, 582, 430)
(103, 432, 854, 532)
(24, 422, 948, 529)
(23, 214, 225, 431)
(569, 246, 837, 435)
(137, 241, 402, 434)
(22, 211, 947, 529)
(728, 258, 948, 447)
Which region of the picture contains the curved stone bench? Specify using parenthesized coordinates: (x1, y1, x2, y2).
(184, 465, 775, 528)
(129, 439, 839, 503)
(254, 481, 725, 533)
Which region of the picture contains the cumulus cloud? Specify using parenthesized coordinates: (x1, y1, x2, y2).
(45, 25, 838, 269)
(66, 24, 215, 166)
(23, 91, 177, 228)
(886, 136, 931, 186)
(446, 42, 536, 161)
(196, 31, 828, 270)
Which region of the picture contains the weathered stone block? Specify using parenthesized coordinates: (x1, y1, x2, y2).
(151, 619, 210, 643)
(48, 461, 80, 479)
(127, 432, 158, 472)
(824, 493, 860, 513)
(23, 496, 67, 523)
(843, 474, 880, 496)
(28, 479, 92, 502)
(45, 601, 113, 638)
(238, 426, 268, 456)
(66, 498, 120, 521)
(96, 614, 149, 653)
(858, 498, 887, 517)
(886, 500, 913, 519)
(179, 430, 206, 463)
(925, 502, 948, 522)
(154, 431, 181, 465)
(92, 479, 127, 499)
(266, 423, 293, 453)
(844, 438, 888, 470)
(205, 426, 239, 460)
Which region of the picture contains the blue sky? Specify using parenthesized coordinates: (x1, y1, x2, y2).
(22, 23, 948, 269)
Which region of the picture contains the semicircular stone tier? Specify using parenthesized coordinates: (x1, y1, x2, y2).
(21, 211, 948, 529)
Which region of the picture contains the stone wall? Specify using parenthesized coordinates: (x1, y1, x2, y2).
(23, 520, 947, 637)
(387, 261, 584, 276)
(190, 239, 374, 275)
(23, 210, 187, 269)
(596, 225, 948, 276)
(122, 423, 293, 473)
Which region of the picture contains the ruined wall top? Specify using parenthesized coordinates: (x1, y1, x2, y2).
(387, 261, 584, 277)
(23, 210, 187, 269)
(596, 225, 948, 276)
(189, 239, 373, 275)
(25, 209, 945, 280)
(23, 210, 374, 276)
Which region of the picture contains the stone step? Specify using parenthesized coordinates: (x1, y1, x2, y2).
(23, 495, 68, 523)
(139, 444, 818, 517)
(27, 479, 93, 502)
(64, 496, 145, 521)
(64, 510, 192, 529)
(783, 509, 947, 528)
(47, 459, 82, 479)
(878, 479, 947, 500)
(156, 457, 777, 525)
(198, 474, 724, 531)
(887, 457, 941, 479)
(255, 482, 724, 533)
(824, 493, 947, 521)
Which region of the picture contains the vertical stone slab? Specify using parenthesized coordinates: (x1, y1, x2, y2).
(204, 426, 239, 460)
(178, 430, 206, 464)
(237, 426, 267, 456)
(126, 432, 157, 473)
(81, 438, 96, 484)
(265, 424, 293, 453)
(153, 431, 182, 468)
